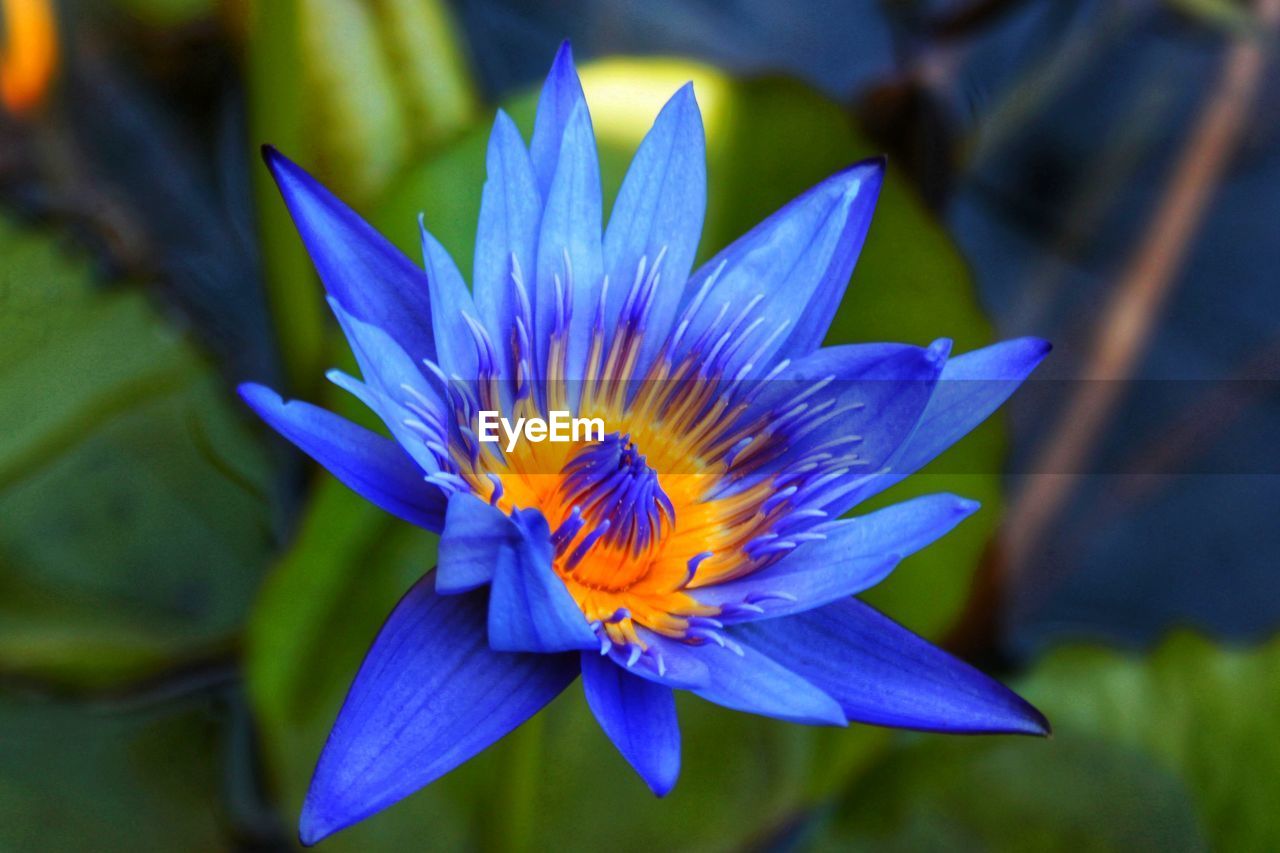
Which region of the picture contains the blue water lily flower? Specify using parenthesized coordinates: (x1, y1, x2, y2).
(241, 42, 1050, 845)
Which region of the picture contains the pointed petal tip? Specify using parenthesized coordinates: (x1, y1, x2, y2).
(815, 155, 886, 206)
(668, 81, 703, 121)
(825, 706, 851, 727)
(964, 665, 1053, 738)
(298, 797, 337, 847)
(1013, 708, 1052, 738)
(849, 153, 887, 178)
(237, 383, 295, 421)
(927, 337, 954, 364)
(652, 80, 702, 121)
(490, 107, 524, 142)
(986, 687, 1052, 738)
(260, 143, 289, 169)
(1011, 336, 1053, 364)
(647, 774, 678, 798)
(298, 792, 359, 847)
(546, 39, 580, 82)
(236, 381, 272, 406)
(992, 336, 1053, 378)
(793, 687, 849, 727)
(260, 143, 295, 179)
(1017, 696, 1053, 737)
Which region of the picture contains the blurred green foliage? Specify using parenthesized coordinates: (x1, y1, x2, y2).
(111, 0, 214, 27)
(246, 0, 476, 390)
(809, 633, 1280, 851)
(0, 221, 272, 689)
(1167, 0, 1261, 34)
(0, 695, 227, 851)
(1023, 634, 1280, 849)
(810, 732, 1206, 851)
(292, 0, 477, 204)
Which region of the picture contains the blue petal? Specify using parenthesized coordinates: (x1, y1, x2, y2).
(863, 337, 1052, 501)
(696, 494, 979, 621)
(602, 83, 706, 377)
(238, 384, 445, 531)
(262, 146, 435, 362)
(673, 158, 884, 376)
(536, 100, 603, 386)
(725, 340, 947, 506)
(473, 110, 542, 389)
(779, 338, 947, 471)
(437, 492, 512, 594)
(605, 628, 710, 690)
(529, 40, 587, 196)
(580, 652, 681, 796)
(734, 598, 1050, 735)
(420, 218, 479, 382)
(328, 300, 445, 476)
(488, 509, 599, 653)
(692, 640, 846, 726)
(299, 577, 579, 845)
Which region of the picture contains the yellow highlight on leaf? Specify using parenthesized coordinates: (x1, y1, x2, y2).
(579, 58, 731, 145)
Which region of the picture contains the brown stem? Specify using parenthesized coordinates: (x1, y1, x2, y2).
(949, 0, 1280, 657)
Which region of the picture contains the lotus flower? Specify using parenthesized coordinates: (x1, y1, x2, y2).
(240, 41, 1050, 845)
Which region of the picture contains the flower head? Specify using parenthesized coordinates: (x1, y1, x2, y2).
(241, 41, 1050, 845)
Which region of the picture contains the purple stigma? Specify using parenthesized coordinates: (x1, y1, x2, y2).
(559, 432, 675, 555)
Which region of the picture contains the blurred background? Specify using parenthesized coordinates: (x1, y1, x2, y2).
(2, 0, 1278, 849)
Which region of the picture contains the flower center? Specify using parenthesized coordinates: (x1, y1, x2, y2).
(557, 432, 675, 557)
(549, 433, 678, 598)
(541, 431, 718, 648)
(424, 250, 829, 651)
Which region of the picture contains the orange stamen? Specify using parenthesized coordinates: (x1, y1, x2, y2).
(1, 0, 58, 115)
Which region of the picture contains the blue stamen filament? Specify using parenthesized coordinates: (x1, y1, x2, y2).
(559, 433, 676, 559)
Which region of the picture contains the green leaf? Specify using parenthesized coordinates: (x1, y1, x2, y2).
(808, 732, 1206, 852)
(246, 0, 327, 390)
(296, 0, 411, 203)
(0, 220, 273, 688)
(809, 633, 1280, 851)
(0, 694, 229, 851)
(109, 0, 214, 27)
(371, 0, 479, 152)
(246, 0, 479, 207)
(244, 0, 479, 388)
(1166, 0, 1260, 35)
(1020, 634, 1280, 849)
